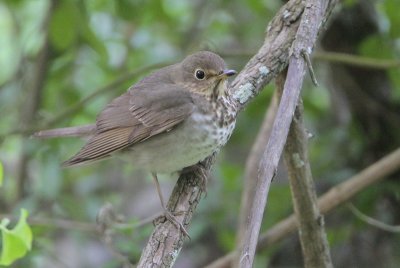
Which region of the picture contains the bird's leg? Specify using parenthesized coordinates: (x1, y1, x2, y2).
(151, 173, 189, 237)
(195, 166, 209, 195)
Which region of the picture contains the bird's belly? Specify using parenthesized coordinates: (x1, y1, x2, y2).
(118, 113, 235, 173)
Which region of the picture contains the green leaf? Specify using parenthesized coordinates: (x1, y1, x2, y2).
(49, 1, 80, 51)
(0, 209, 32, 266)
(0, 160, 3, 187)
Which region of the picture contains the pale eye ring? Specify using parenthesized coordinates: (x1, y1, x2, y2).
(194, 69, 206, 80)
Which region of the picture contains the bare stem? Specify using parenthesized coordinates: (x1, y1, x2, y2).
(283, 95, 333, 267)
(235, 88, 280, 253)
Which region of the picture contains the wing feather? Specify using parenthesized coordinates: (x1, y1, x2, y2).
(63, 84, 194, 167)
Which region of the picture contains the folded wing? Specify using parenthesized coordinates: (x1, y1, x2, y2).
(63, 85, 194, 167)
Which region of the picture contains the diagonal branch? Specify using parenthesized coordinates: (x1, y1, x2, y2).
(137, 155, 216, 267)
(236, 87, 280, 250)
(235, 1, 336, 267)
(138, 0, 338, 266)
(220, 50, 400, 70)
(283, 96, 333, 267)
(228, 0, 305, 111)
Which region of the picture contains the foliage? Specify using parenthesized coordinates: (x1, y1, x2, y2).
(0, 209, 32, 266)
(0, 0, 399, 267)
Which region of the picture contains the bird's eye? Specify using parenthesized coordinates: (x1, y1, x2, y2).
(194, 69, 206, 80)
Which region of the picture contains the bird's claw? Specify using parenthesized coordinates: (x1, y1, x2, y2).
(154, 210, 190, 239)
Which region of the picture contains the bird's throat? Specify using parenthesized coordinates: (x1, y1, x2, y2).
(211, 79, 227, 101)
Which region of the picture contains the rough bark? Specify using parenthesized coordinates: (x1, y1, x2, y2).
(284, 97, 333, 268)
(137, 156, 216, 267)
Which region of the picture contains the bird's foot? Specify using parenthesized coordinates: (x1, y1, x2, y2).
(154, 209, 190, 238)
(151, 172, 190, 238)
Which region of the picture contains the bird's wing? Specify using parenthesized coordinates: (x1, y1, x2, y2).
(63, 85, 194, 167)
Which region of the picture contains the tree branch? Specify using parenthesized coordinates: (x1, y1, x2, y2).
(258, 147, 400, 248)
(235, 0, 336, 266)
(137, 155, 216, 267)
(206, 147, 400, 268)
(347, 203, 400, 233)
(283, 95, 332, 267)
(312, 51, 400, 69)
(228, 0, 305, 111)
(235, 87, 280, 251)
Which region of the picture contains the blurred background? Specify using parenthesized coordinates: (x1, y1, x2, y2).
(0, 0, 399, 267)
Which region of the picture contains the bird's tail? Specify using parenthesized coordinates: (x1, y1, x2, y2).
(33, 124, 96, 139)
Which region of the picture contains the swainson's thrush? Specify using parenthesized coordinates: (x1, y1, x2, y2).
(35, 51, 237, 234)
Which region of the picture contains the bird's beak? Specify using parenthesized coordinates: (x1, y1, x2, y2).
(220, 69, 237, 78)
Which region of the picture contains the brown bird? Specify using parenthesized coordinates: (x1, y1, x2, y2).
(35, 51, 237, 234)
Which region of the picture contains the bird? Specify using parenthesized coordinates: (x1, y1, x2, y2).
(35, 51, 237, 235)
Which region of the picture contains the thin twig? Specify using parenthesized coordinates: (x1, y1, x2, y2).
(220, 50, 400, 70)
(0, 214, 97, 232)
(348, 203, 400, 233)
(302, 49, 319, 86)
(112, 212, 163, 231)
(0, 212, 158, 233)
(313, 51, 400, 69)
